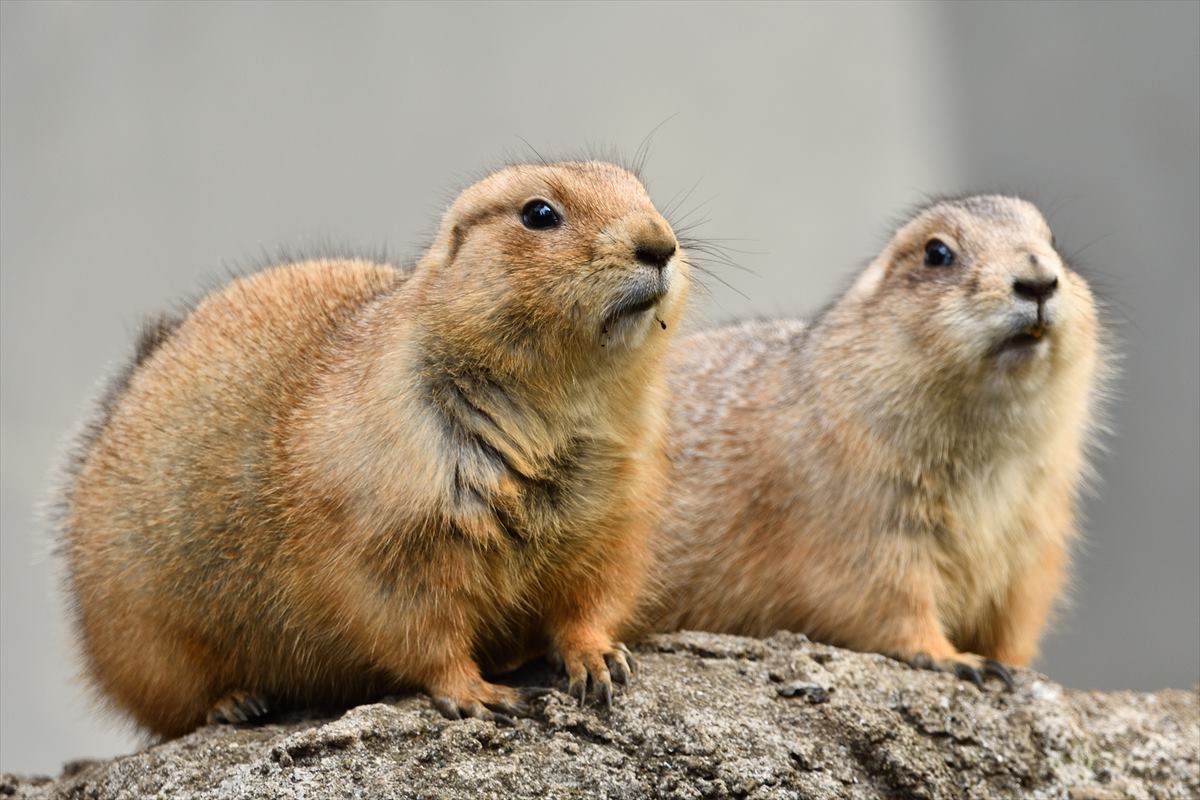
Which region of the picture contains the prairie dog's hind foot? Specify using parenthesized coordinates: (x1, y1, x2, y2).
(898, 650, 1015, 692)
(206, 690, 271, 726)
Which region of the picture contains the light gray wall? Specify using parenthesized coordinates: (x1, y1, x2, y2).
(1, 1, 1196, 776)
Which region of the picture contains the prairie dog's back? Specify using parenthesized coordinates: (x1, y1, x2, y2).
(652, 320, 809, 630)
(65, 260, 402, 711)
(669, 320, 806, 441)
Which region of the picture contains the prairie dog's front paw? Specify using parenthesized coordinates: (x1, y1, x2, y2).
(558, 639, 635, 709)
(428, 677, 543, 726)
(899, 650, 1014, 691)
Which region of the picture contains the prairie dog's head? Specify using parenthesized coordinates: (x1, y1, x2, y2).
(846, 195, 1099, 387)
(416, 161, 688, 367)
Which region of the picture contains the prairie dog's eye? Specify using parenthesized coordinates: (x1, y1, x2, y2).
(923, 238, 955, 267)
(520, 200, 561, 230)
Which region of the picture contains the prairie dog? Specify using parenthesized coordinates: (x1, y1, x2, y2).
(647, 195, 1103, 685)
(60, 161, 689, 736)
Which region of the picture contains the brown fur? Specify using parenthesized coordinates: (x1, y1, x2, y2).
(60, 161, 689, 737)
(645, 196, 1105, 678)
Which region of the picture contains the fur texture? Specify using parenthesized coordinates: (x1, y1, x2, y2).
(60, 161, 689, 736)
(645, 196, 1105, 679)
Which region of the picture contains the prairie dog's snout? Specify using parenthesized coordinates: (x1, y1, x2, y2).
(597, 211, 681, 346)
(599, 212, 679, 280)
(628, 216, 678, 271)
(1013, 265, 1059, 303)
(985, 242, 1067, 354)
(1010, 250, 1061, 331)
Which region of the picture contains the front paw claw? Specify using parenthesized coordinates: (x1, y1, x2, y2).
(605, 647, 633, 685)
(560, 641, 631, 710)
(567, 670, 588, 707)
(953, 662, 985, 690)
(982, 659, 1015, 690)
(902, 651, 1015, 692)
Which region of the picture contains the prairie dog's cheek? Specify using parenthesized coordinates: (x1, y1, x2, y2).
(922, 292, 987, 357)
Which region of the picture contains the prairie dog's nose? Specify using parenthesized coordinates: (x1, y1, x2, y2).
(1013, 275, 1059, 303)
(631, 218, 677, 270)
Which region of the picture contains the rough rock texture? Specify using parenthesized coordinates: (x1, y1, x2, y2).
(2, 632, 1197, 799)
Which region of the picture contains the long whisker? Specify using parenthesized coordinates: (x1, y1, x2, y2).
(662, 177, 704, 222)
(669, 194, 719, 231)
(684, 259, 750, 301)
(516, 136, 549, 166)
(632, 113, 679, 177)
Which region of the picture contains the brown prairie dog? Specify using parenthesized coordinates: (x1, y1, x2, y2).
(646, 195, 1104, 685)
(59, 160, 689, 737)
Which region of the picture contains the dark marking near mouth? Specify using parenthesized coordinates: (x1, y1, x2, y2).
(602, 291, 665, 332)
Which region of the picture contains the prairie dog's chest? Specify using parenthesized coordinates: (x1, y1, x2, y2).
(929, 459, 1046, 631)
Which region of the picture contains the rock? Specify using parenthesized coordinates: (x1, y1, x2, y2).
(1, 632, 1196, 799)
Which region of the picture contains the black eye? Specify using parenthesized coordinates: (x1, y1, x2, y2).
(520, 200, 561, 230)
(924, 238, 955, 267)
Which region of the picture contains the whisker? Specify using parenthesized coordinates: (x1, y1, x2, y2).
(1064, 233, 1114, 263)
(663, 177, 704, 222)
(679, 238, 759, 277)
(632, 113, 679, 177)
(516, 136, 549, 166)
(685, 260, 750, 301)
(669, 195, 719, 231)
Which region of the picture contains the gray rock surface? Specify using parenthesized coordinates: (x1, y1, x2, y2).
(2, 632, 1197, 799)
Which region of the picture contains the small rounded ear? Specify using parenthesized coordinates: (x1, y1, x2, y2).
(847, 256, 888, 302)
(416, 221, 459, 276)
(445, 224, 466, 264)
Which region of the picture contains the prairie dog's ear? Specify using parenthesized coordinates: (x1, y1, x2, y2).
(445, 224, 466, 264)
(847, 256, 888, 302)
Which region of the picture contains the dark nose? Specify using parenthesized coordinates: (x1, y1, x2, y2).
(634, 241, 676, 270)
(1013, 275, 1058, 303)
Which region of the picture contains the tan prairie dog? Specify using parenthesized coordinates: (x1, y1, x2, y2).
(59, 161, 690, 737)
(647, 195, 1104, 686)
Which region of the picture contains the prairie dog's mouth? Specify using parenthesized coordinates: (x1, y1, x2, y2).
(609, 293, 662, 321)
(995, 322, 1050, 355)
(602, 280, 667, 330)
(599, 276, 669, 348)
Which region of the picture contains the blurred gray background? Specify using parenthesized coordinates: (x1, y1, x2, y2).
(2, 0, 1197, 776)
